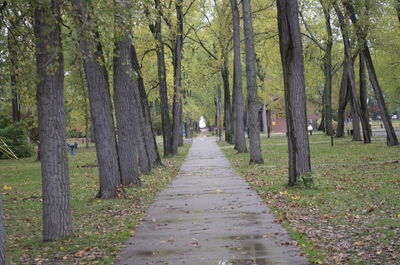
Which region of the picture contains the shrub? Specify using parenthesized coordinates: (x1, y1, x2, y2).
(0, 113, 34, 159)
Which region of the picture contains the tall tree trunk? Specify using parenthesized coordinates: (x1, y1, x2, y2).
(336, 64, 348, 137)
(73, 0, 121, 198)
(359, 53, 370, 138)
(395, 0, 400, 24)
(321, 2, 333, 136)
(343, 0, 396, 145)
(131, 41, 162, 168)
(261, 104, 268, 133)
(172, 0, 184, 155)
(78, 64, 90, 149)
(0, 194, 4, 265)
(230, 0, 247, 153)
(149, 0, 173, 156)
(216, 85, 222, 141)
(222, 63, 232, 143)
(34, 0, 72, 240)
(131, 45, 162, 168)
(363, 47, 398, 145)
(277, 0, 311, 184)
(334, 1, 371, 143)
(351, 98, 362, 141)
(113, 27, 141, 184)
(7, 32, 21, 123)
(242, 0, 263, 164)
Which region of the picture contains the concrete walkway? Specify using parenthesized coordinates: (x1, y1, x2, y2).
(115, 136, 308, 265)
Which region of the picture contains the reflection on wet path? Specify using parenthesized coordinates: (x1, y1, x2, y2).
(115, 137, 308, 265)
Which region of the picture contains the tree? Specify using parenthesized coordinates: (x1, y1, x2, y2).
(277, 0, 311, 185)
(343, 0, 398, 146)
(147, 0, 173, 157)
(320, 0, 334, 136)
(131, 44, 162, 168)
(72, 0, 121, 198)
(230, 0, 247, 153)
(113, 4, 141, 184)
(242, 0, 263, 163)
(171, 0, 184, 155)
(0, 194, 5, 265)
(333, 1, 371, 143)
(34, 0, 72, 240)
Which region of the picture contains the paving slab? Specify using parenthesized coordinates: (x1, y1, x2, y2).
(115, 136, 308, 265)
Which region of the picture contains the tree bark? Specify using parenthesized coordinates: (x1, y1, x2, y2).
(131, 45, 162, 168)
(149, 0, 173, 156)
(230, 0, 247, 153)
(172, 0, 184, 155)
(334, 1, 371, 143)
(7, 31, 21, 123)
(363, 47, 398, 145)
(359, 53, 370, 137)
(336, 63, 348, 137)
(343, 0, 396, 145)
(277, 0, 311, 184)
(0, 194, 5, 264)
(321, 2, 333, 136)
(113, 28, 141, 184)
(261, 104, 268, 133)
(73, 0, 121, 198)
(34, 0, 72, 240)
(222, 62, 232, 143)
(351, 97, 362, 141)
(242, 0, 263, 164)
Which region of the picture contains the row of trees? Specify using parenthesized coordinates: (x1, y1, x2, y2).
(0, 0, 399, 262)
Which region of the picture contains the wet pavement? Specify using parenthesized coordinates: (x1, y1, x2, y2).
(115, 136, 308, 265)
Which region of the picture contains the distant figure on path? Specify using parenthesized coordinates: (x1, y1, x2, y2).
(67, 142, 78, 156)
(308, 124, 313, 135)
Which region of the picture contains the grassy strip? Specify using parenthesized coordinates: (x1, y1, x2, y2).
(220, 134, 400, 265)
(1, 144, 190, 264)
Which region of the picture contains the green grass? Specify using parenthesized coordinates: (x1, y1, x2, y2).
(1, 144, 190, 264)
(220, 133, 400, 265)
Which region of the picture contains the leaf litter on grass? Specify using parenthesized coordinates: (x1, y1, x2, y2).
(220, 136, 400, 264)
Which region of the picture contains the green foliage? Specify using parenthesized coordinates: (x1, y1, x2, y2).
(296, 171, 315, 188)
(0, 113, 34, 159)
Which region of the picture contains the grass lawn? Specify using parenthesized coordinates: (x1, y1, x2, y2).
(220, 133, 400, 265)
(0, 144, 190, 264)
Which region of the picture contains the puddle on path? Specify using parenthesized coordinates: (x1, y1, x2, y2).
(217, 258, 280, 265)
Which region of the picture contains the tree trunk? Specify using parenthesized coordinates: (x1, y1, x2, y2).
(222, 63, 232, 143)
(363, 47, 398, 145)
(230, 0, 247, 153)
(277, 0, 311, 184)
(336, 63, 348, 137)
(321, 2, 333, 136)
(149, 0, 173, 156)
(172, 0, 184, 155)
(34, 0, 72, 241)
(216, 85, 222, 141)
(343, 0, 396, 145)
(261, 104, 268, 133)
(351, 100, 362, 141)
(0, 193, 5, 264)
(113, 29, 141, 184)
(359, 53, 370, 138)
(242, 0, 263, 164)
(131, 41, 162, 168)
(7, 32, 21, 123)
(73, 0, 121, 198)
(334, 1, 371, 144)
(78, 65, 90, 149)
